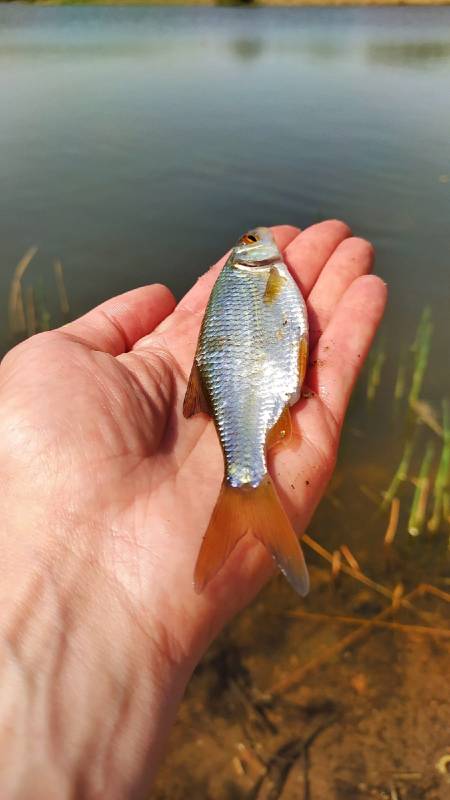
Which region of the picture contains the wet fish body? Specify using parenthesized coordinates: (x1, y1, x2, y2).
(184, 228, 309, 595)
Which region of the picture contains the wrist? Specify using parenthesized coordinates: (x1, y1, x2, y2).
(0, 517, 189, 799)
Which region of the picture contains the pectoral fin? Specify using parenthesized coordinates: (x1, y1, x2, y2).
(183, 361, 210, 418)
(263, 267, 287, 305)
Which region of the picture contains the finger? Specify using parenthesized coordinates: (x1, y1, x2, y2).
(307, 237, 375, 350)
(61, 284, 176, 356)
(308, 275, 387, 430)
(176, 225, 301, 316)
(284, 219, 352, 297)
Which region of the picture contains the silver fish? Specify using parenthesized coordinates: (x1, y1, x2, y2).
(184, 227, 309, 595)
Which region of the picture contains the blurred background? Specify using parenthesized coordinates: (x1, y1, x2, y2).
(1, 5, 449, 798)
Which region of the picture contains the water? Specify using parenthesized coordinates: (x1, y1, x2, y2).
(1, 7, 449, 797)
(1, 7, 449, 365)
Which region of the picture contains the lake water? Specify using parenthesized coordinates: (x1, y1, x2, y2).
(1, 6, 449, 797)
(1, 6, 449, 360)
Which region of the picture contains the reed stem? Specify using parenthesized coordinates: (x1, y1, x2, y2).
(408, 441, 435, 536)
(428, 399, 450, 533)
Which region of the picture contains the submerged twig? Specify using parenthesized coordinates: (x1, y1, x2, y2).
(384, 497, 400, 547)
(8, 246, 38, 337)
(331, 550, 341, 580)
(286, 609, 450, 638)
(340, 544, 360, 571)
(422, 583, 450, 603)
(303, 534, 394, 602)
(269, 587, 423, 696)
(251, 718, 336, 800)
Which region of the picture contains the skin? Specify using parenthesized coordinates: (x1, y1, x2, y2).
(0, 221, 386, 799)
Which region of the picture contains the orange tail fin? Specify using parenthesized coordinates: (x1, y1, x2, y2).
(194, 476, 309, 596)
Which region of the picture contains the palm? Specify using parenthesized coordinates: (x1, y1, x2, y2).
(0, 222, 385, 659)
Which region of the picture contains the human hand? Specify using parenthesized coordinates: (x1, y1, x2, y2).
(0, 221, 386, 798)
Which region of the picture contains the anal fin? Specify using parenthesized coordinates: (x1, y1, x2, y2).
(298, 336, 308, 386)
(267, 406, 292, 449)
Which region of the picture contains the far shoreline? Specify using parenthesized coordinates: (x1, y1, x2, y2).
(6, 0, 450, 7)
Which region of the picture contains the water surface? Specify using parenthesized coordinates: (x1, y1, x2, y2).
(1, 6, 449, 367)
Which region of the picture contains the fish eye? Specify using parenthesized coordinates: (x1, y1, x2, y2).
(240, 232, 259, 245)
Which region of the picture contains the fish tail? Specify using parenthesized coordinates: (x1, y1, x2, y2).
(194, 476, 309, 596)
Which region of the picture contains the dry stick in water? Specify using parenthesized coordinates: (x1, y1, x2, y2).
(303, 533, 394, 603)
(331, 550, 341, 580)
(391, 582, 404, 610)
(269, 587, 423, 697)
(286, 609, 450, 639)
(340, 543, 360, 571)
(384, 497, 400, 547)
(423, 583, 450, 604)
(303, 534, 433, 625)
(8, 246, 38, 337)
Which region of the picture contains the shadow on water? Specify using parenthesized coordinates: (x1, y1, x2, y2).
(229, 37, 265, 62)
(302, 41, 346, 62)
(366, 40, 450, 67)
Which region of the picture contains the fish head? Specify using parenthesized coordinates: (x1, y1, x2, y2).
(233, 227, 281, 267)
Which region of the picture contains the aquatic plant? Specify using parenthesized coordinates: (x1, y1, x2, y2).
(7, 248, 69, 345)
(428, 399, 450, 534)
(8, 246, 38, 338)
(372, 305, 449, 543)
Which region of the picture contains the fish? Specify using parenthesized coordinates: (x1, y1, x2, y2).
(183, 227, 310, 595)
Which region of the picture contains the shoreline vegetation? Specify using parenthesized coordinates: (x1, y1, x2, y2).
(4, 0, 450, 7)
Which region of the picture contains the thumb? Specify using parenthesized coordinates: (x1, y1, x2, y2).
(61, 284, 176, 356)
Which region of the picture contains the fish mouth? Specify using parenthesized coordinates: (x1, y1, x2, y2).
(234, 254, 281, 269)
